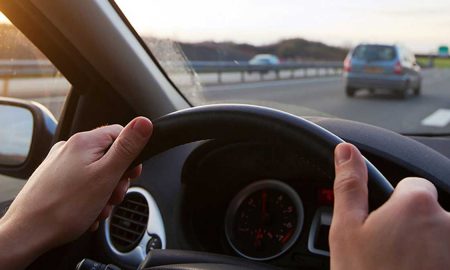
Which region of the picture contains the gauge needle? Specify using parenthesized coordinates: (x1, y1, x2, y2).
(281, 228, 294, 245)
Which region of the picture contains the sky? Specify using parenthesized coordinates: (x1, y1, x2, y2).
(116, 0, 450, 53)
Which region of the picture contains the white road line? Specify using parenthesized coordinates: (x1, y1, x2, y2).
(421, 109, 450, 127)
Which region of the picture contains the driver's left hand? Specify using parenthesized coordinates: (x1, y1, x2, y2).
(0, 117, 152, 270)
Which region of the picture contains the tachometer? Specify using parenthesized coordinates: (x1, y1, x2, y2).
(225, 180, 304, 261)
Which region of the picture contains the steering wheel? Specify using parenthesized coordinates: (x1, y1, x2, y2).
(132, 104, 394, 270)
(31, 104, 394, 270)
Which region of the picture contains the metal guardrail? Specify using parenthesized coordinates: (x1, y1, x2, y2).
(0, 59, 344, 91)
(189, 61, 343, 84)
(0, 60, 59, 96)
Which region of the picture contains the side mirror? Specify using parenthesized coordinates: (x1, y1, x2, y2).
(0, 97, 56, 179)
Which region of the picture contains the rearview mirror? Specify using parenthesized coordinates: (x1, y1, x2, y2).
(0, 97, 56, 179)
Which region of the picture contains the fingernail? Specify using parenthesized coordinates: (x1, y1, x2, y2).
(131, 117, 152, 138)
(335, 143, 352, 165)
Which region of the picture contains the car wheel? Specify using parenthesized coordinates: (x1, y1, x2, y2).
(413, 83, 421, 96)
(346, 86, 356, 97)
(398, 80, 411, 99)
(397, 89, 408, 99)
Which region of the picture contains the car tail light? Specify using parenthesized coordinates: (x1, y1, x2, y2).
(394, 61, 403, 75)
(343, 56, 352, 72)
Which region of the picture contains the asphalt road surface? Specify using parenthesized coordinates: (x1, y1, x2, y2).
(200, 69, 450, 135)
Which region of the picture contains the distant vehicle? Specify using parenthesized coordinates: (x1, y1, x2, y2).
(249, 54, 280, 65)
(344, 44, 422, 98)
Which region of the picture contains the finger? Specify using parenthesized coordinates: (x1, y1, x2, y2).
(89, 221, 100, 232)
(390, 177, 440, 214)
(98, 117, 152, 178)
(109, 178, 130, 205)
(333, 143, 369, 225)
(65, 124, 124, 163)
(123, 164, 142, 180)
(87, 124, 124, 156)
(99, 204, 113, 220)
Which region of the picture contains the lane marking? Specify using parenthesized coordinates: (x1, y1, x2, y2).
(421, 109, 450, 127)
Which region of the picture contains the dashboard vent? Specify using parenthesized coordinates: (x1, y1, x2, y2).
(109, 192, 149, 252)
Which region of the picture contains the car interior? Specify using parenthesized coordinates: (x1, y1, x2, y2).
(1, 1, 450, 270)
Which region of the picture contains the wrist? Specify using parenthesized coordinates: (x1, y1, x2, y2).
(0, 213, 52, 270)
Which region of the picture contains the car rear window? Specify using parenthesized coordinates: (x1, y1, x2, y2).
(353, 45, 396, 61)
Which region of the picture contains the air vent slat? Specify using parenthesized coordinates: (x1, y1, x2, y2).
(118, 206, 149, 216)
(113, 215, 147, 227)
(109, 192, 149, 252)
(110, 233, 136, 244)
(126, 199, 148, 208)
(111, 223, 144, 236)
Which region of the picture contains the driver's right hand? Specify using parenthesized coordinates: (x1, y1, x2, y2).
(330, 143, 450, 270)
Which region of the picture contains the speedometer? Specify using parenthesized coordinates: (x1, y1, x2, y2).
(225, 180, 304, 261)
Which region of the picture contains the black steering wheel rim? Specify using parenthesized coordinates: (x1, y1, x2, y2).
(136, 104, 393, 208)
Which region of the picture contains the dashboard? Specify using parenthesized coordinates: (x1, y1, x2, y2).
(98, 117, 450, 270)
(181, 141, 334, 269)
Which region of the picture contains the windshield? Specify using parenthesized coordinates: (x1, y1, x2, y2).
(115, 0, 450, 135)
(353, 45, 396, 62)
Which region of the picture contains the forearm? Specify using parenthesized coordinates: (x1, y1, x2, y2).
(0, 215, 50, 270)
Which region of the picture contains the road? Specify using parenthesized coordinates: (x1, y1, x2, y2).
(199, 69, 450, 134)
(2, 69, 450, 201)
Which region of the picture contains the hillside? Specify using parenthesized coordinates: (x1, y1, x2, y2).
(0, 23, 347, 62)
(178, 39, 348, 62)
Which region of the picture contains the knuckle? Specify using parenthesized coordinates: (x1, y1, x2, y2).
(53, 141, 66, 148)
(67, 132, 89, 147)
(404, 188, 437, 214)
(334, 171, 362, 194)
(397, 177, 438, 214)
(49, 141, 66, 153)
(114, 136, 138, 160)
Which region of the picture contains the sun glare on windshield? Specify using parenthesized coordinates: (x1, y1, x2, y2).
(116, 0, 450, 135)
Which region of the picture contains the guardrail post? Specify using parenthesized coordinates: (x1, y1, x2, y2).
(276, 69, 280, 80)
(259, 71, 263, 81)
(2, 78, 9, 97)
(241, 71, 245, 82)
(218, 70, 222, 84)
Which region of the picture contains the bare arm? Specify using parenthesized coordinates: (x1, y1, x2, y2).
(0, 117, 152, 270)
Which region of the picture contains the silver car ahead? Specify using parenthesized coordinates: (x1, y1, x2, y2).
(344, 44, 422, 98)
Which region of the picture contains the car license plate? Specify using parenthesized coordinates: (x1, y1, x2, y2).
(364, 67, 383, 74)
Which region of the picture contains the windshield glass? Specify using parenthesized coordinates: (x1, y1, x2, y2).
(353, 45, 396, 62)
(115, 0, 450, 135)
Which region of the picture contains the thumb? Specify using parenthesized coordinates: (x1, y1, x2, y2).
(99, 117, 152, 175)
(333, 143, 368, 226)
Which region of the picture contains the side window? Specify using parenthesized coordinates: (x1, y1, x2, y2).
(0, 13, 72, 201)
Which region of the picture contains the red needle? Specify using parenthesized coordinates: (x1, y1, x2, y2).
(281, 228, 294, 245)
